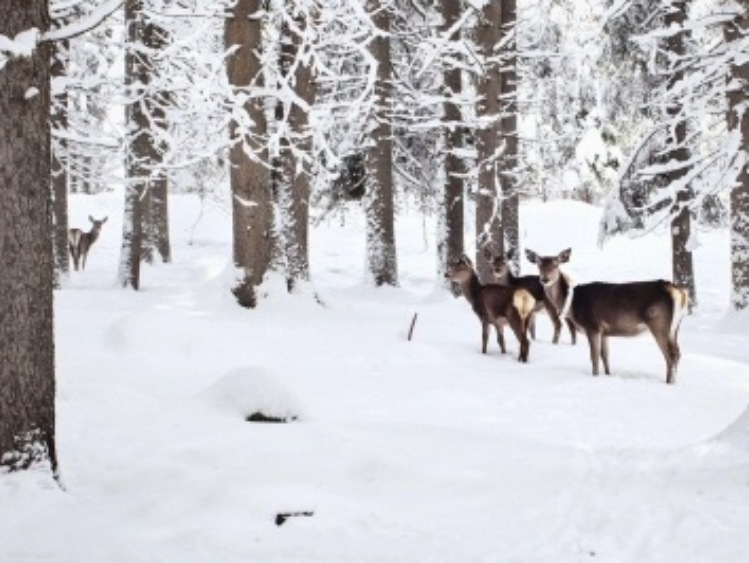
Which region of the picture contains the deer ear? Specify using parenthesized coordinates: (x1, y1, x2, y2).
(102, 216, 108, 223)
(461, 254, 473, 267)
(558, 248, 572, 263)
(89, 215, 95, 223)
(506, 247, 516, 261)
(525, 249, 539, 264)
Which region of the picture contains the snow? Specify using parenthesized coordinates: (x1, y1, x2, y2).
(0, 28, 40, 71)
(2, 190, 749, 562)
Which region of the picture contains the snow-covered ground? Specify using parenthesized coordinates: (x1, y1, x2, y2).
(2, 190, 749, 562)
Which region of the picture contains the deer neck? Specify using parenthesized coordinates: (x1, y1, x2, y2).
(495, 269, 516, 286)
(545, 273, 572, 317)
(459, 272, 483, 309)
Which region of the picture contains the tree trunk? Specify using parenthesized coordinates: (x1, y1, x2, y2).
(276, 8, 314, 292)
(726, 3, 749, 311)
(120, 0, 147, 289)
(499, 0, 519, 273)
(143, 17, 170, 265)
(474, 0, 503, 282)
(364, 0, 398, 287)
(51, 37, 70, 287)
(226, 0, 274, 307)
(439, 0, 464, 291)
(151, 174, 171, 263)
(120, 0, 168, 288)
(666, 1, 696, 309)
(0, 0, 57, 475)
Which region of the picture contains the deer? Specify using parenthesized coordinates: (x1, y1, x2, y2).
(525, 248, 689, 384)
(445, 254, 536, 363)
(68, 215, 107, 271)
(485, 248, 577, 345)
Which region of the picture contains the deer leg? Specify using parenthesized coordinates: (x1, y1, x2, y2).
(600, 335, 611, 375)
(528, 312, 537, 341)
(508, 312, 529, 363)
(586, 329, 602, 376)
(670, 338, 681, 380)
(649, 321, 678, 384)
(496, 321, 507, 354)
(566, 319, 577, 345)
(481, 322, 489, 354)
(68, 243, 77, 271)
(666, 340, 680, 385)
(544, 299, 562, 344)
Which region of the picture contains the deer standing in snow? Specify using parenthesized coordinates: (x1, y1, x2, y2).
(445, 255, 536, 363)
(485, 248, 576, 345)
(68, 215, 107, 271)
(525, 248, 689, 384)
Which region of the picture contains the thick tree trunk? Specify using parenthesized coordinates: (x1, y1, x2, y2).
(151, 174, 171, 263)
(143, 16, 170, 265)
(120, 1, 169, 288)
(121, 0, 147, 289)
(499, 0, 519, 273)
(439, 0, 464, 290)
(276, 9, 314, 291)
(474, 0, 503, 282)
(226, 0, 274, 307)
(364, 0, 398, 287)
(666, 1, 696, 309)
(726, 4, 749, 311)
(0, 0, 57, 475)
(51, 37, 70, 287)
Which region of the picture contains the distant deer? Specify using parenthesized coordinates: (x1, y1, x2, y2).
(445, 255, 536, 363)
(485, 248, 576, 345)
(68, 215, 107, 271)
(525, 248, 689, 384)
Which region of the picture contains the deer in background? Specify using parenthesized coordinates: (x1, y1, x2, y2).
(485, 248, 576, 345)
(445, 255, 536, 363)
(525, 248, 689, 384)
(68, 215, 107, 271)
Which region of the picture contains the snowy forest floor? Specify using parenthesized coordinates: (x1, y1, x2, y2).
(2, 191, 749, 562)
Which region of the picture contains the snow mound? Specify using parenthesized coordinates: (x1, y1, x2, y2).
(204, 367, 304, 423)
(714, 407, 749, 451)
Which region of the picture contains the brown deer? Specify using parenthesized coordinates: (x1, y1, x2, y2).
(445, 255, 536, 362)
(525, 248, 689, 384)
(68, 215, 107, 271)
(485, 248, 576, 345)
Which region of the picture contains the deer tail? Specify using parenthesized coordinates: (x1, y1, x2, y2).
(513, 288, 536, 323)
(667, 283, 689, 339)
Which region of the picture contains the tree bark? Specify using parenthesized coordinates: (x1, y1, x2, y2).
(666, 1, 696, 309)
(474, 0, 503, 282)
(726, 3, 749, 311)
(364, 0, 398, 287)
(0, 0, 57, 475)
(143, 17, 170, 265)
(499, 0, 519, 273)
(439, 0, 465, 290)
(120, 0, 169, 288)
(226, 0, 274, 307)
(151, 173, 171, 263)
(276, 8, 314, 291)
(51, 37, 70, 287)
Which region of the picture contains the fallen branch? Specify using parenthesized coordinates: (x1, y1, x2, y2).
(407, 312, 418, 341)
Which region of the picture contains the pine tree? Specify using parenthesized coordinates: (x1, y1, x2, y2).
(726, 2, 749, 311)
(364, 0, 398, 286)
(438, 0, 465, 288)
(0, 0, 58, 475)
(226, 0, 274, 307)
(474, 0, 503, 281)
